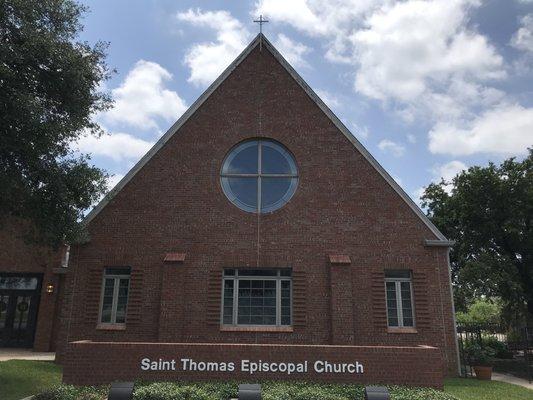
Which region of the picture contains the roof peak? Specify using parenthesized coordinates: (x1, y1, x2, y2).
(83, 33, 448, 243)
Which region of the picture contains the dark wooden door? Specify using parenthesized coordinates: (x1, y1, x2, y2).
(0, 275, 42, 347)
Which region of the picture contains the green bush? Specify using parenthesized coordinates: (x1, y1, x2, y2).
(482, 337, 513, 359)
(34, 385, 107, 400)
(456, 298, 502, 327)
(36, 382, 457, 400)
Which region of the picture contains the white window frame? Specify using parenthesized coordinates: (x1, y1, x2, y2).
(221, 269, 292, 327)
(385, 273, 415, 328)
(98, 269, 130, 325)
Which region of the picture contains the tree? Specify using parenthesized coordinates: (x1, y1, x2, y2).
(422, 149, 533, 323)
(455, 298, 502, 327)
(0, 0, 113, 246)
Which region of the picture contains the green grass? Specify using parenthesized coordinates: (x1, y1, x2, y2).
(444, 377, 532, 400)
(0, 360, 62, 400)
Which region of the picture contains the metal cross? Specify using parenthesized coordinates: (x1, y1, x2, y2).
(253, 15, 269, 34)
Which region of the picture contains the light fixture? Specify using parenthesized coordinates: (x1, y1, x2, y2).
(46, 283, 54, 294)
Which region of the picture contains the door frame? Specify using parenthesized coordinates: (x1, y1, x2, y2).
(0, 272, 43, 348)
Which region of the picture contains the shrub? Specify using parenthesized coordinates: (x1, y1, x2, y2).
(482, 337, 513, 359)
(463, 342, 496, 366)
(36, 381, 458, 400)
(34, 385, 107, 400)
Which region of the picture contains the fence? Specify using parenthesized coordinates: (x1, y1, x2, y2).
(457, 324, 532, 383)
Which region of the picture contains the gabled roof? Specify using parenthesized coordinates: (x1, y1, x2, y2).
(84, 34, 448, 243)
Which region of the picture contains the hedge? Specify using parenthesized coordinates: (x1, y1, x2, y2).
(34, 381, 458, 400)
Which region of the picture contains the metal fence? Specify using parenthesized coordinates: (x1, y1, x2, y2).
(457, 324, 532, 383)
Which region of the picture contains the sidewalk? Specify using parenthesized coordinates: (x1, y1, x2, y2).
(492, 372, 533, 390)
(0, 348, 55, 362)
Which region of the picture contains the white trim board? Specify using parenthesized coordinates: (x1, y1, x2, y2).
(84, 34, 448, 243)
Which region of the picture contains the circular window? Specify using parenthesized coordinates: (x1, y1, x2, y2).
(221, 139, 298, 213)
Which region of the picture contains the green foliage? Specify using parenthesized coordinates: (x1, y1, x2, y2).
(481, 337, 513, 359)
(455, 299, 502, 326)
(463, 342, 496, 366)
(37, 382, 458, 400)
(34, 385, 107, 400)
(421, 150, 533, 322)
(0, 0, 113, 246)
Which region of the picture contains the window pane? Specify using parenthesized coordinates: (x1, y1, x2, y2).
(100, 279, 114, 323)
(261, 177, 293, 211)
(223, 177, 258, 210)
(261, 143, 293, 174)
(105, 267, 130, 275)
(115, 278, 129, 323)
(224, 142, 258, 174)
(385, 270, 411, 279)
(237, 269, 277, 276)
(0, 277, 38, 290)
(386, 282, 399, 327)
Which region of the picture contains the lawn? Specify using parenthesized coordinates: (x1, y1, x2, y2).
(0, 360, 62, 400)
(444, 377, 532, 400)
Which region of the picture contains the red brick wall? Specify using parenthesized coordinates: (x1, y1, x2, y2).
(57, 43, 459, 378)
(0, 218, 64, 351)
(63, 341, 444, 388)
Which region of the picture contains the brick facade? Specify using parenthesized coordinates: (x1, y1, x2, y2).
(58, 35, 459, 386)
(0, 218, 65, 351)
(63, 341, 445, 388)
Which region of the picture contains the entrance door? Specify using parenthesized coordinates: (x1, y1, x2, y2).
(0, 275, 42, 347)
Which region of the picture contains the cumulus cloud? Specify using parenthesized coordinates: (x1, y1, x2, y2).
(177, 9, 251, 87)
(511, 14, 533, 53)
(378, 139, 406, 157)
(76, 132, 154, 162)
(103, 60, 187, 130)
(351, 0, 504, 119)
(274, 33, 311, 68)
(428, 104, 533, 156)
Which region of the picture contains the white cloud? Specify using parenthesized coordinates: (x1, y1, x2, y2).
(256, 0, 507, 129)
(316, 89, 341, 109)
(407, 134, 416, 143)
(511, 14, 533, 53)
(432, 160, 467, 183)
(103, 60, 187, 130)
(107, 173, 125, 191)
(351, 0, 504, 115)
(428, 104, 533, 156)
(378, 139, 405, 157)
(76, 132, 154, 162)
(350, 122, 369, 139)
(274, 33, 311, 68)
(413, 160, 467, 201)
(177, 9, 251, 87)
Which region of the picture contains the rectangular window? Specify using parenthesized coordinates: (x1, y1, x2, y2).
(99, 267, 130, 324)
(222, 269, 292, 326)
(385, 270, 415, 328)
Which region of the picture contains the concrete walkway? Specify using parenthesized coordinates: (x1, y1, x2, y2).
(492, 372, 533, 390)
(0, 348, 55, 361)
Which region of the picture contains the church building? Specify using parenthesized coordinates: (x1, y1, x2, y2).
(58, 34, 458, 388)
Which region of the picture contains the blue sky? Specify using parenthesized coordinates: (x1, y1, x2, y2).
(76, 0, 533, 203)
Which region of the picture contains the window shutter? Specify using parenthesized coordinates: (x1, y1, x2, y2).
(412, 271, 431, 330)
(371, 271, 387, 330)
(126, 269, 144, 326)
(206, 269, 223, 326)
(85, 267, 103, 324)
(292, 270, 307, 327)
